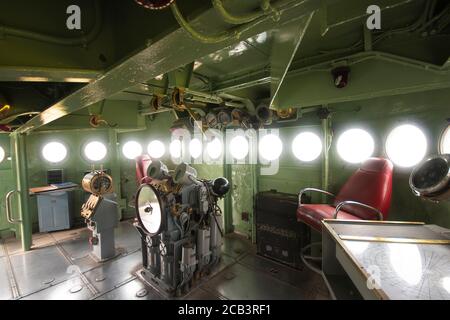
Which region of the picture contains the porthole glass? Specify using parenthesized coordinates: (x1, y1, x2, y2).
(169, 140, 182, 159)
(337, 129, 375, 164)
(440, 125, 450, 154)
(189, 138, 202, 159)
(147, 140, 165, 159)
(259, 134, 282, 161)
(42, 142, 68, 163)
(386, 124, 427, 168)
(84, 141, 107, 162)
(206, 138, 223, 159)
(122, 141, 143, 160)
(292, 132, 322, 162)
(0, 146, 5, 163)
(229, 135, 249, 160)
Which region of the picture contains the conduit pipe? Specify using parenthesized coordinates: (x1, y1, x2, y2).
(218, 92, 256, 114)
(170, 2, 240, 44)
(170, 0, 280, 44)
(211, 0, 273, 25)
(183, 89, 250, 110)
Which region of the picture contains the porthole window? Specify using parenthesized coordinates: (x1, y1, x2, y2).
(230, 135, 249, 160)
(440, 125, 450, 154)
(189, 138, 202, 159)
(0, 146, 5, 163)
(147, 140, 165, 159)
(386, 124, 427, 168)
(206, 138, 223, 159)
(292, 132, 322, 162)
(122, 141, 142, 160)
(259, 134, 283, 161)
(42, 142, 68, 164)
(84, 141, 107, 162)
(169, 140, 182, 159)
(337, 128, 375, 164)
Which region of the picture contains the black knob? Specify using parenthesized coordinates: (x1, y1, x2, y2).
(212, 177, 230, 197)
(144, 206, 153, 213)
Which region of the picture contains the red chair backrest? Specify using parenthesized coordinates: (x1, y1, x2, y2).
(136, 154, 152, 185)
(334, 158, 393, 220)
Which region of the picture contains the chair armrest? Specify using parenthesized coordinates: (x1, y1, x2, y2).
(333, 200, 383, 221)
(298, 188, 335, 205)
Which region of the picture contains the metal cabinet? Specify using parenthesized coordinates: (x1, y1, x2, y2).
(255, 191, 309, 269)
(37, 191, 73, 232)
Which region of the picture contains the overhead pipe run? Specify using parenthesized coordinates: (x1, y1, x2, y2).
(138, 84, 250, 112)
(211, 0, 274, 25)
(17, 0, 324, 133)
(137, 87, 259, 131)
(170, 2, 240, 44)
(184, 88, 249, 110)
(170, 0, 279, 44)
(217, 92, 256, 114)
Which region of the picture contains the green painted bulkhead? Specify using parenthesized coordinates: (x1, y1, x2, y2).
(0, 0, 449, 248)
(0, 135, 15, 236)
(2, 88, 449, 239)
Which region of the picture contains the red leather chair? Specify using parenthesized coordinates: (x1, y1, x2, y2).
(297, 157, 393, 273)
(136, 154, 152, 185)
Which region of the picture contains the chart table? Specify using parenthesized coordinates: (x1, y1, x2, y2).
(322, 220, 450, 300)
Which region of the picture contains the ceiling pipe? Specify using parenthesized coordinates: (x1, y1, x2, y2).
(141, 85, 248, 109)
(183, 88, 250, 110)
(0, 1, 102, 46)
(17, 0, 325, 133)
(170, 0, 283, 44)
(183, 88, 223, 104)
(187, 96, 244, 109)
(211, 0, 273, 25)
(217, 92, 256, 114)
(170, 1, 241, 44)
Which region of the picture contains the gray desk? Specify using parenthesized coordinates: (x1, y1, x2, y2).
(30, 183, 79, 232)
(322, 220, 450, 300)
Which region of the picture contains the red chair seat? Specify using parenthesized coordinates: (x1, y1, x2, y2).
(296, 158, 394, 232)
(297, 204, 362, 232)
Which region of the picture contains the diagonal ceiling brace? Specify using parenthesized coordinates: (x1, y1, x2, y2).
(16, 0, 332, 134)
(270, 11, 315, 110)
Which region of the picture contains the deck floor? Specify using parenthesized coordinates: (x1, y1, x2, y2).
(0, 220, 329, 300)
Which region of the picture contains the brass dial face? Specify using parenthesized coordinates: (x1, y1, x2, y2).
(82, 172, 113, 195)
(92, 175, 112, 193)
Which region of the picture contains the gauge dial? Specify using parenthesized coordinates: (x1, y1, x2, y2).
(82, 172, 113, 195)
(93, 175, 112, 193)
